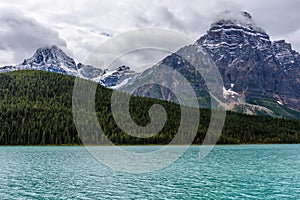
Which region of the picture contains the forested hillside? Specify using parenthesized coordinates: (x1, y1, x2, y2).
(0, 70, 299, 145)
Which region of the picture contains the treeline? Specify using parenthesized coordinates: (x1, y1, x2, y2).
(0, 70, 299, 145)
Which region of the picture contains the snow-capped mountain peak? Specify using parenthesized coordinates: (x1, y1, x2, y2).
(23, 45, 76, 69)
(197, 10, 270, 52)
(0, 45, 77, 75)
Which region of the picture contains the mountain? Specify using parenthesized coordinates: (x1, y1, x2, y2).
(123, 11, 300, 118)
(1, 11, 300, 118)
(0, 45, 138, 88)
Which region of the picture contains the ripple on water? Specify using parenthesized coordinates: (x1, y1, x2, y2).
(0, 145, 299, 199)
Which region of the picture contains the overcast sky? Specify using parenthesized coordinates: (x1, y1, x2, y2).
(0, 0, 300, 67)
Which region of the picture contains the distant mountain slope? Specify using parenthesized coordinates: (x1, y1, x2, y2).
(0, 70, 299, 145)
(124, 11, 300, 118)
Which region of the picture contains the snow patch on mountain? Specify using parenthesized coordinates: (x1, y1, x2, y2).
(223, 86, 239, 99)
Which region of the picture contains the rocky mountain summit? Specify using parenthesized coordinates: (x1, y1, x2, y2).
(0, 46, 78, 75)
(198, 11, 300, 112)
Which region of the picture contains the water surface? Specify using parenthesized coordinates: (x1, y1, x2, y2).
(0, 145, 299, 199)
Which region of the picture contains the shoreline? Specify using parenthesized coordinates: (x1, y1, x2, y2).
(0, 143, 299, 147)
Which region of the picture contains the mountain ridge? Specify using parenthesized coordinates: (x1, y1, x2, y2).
(0, 45, 138, 88)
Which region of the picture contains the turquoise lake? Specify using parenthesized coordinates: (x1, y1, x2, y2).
(0, 145, 299, 199)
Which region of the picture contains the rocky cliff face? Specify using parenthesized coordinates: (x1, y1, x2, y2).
(197, 11, 300, 111)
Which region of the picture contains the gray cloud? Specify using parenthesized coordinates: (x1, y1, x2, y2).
(0, 0, 300, 66)
(0, 6, 67, 65)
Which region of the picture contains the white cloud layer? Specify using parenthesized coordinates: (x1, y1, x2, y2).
(0, 6, 67, 66)
(0, 0, 299, 66)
